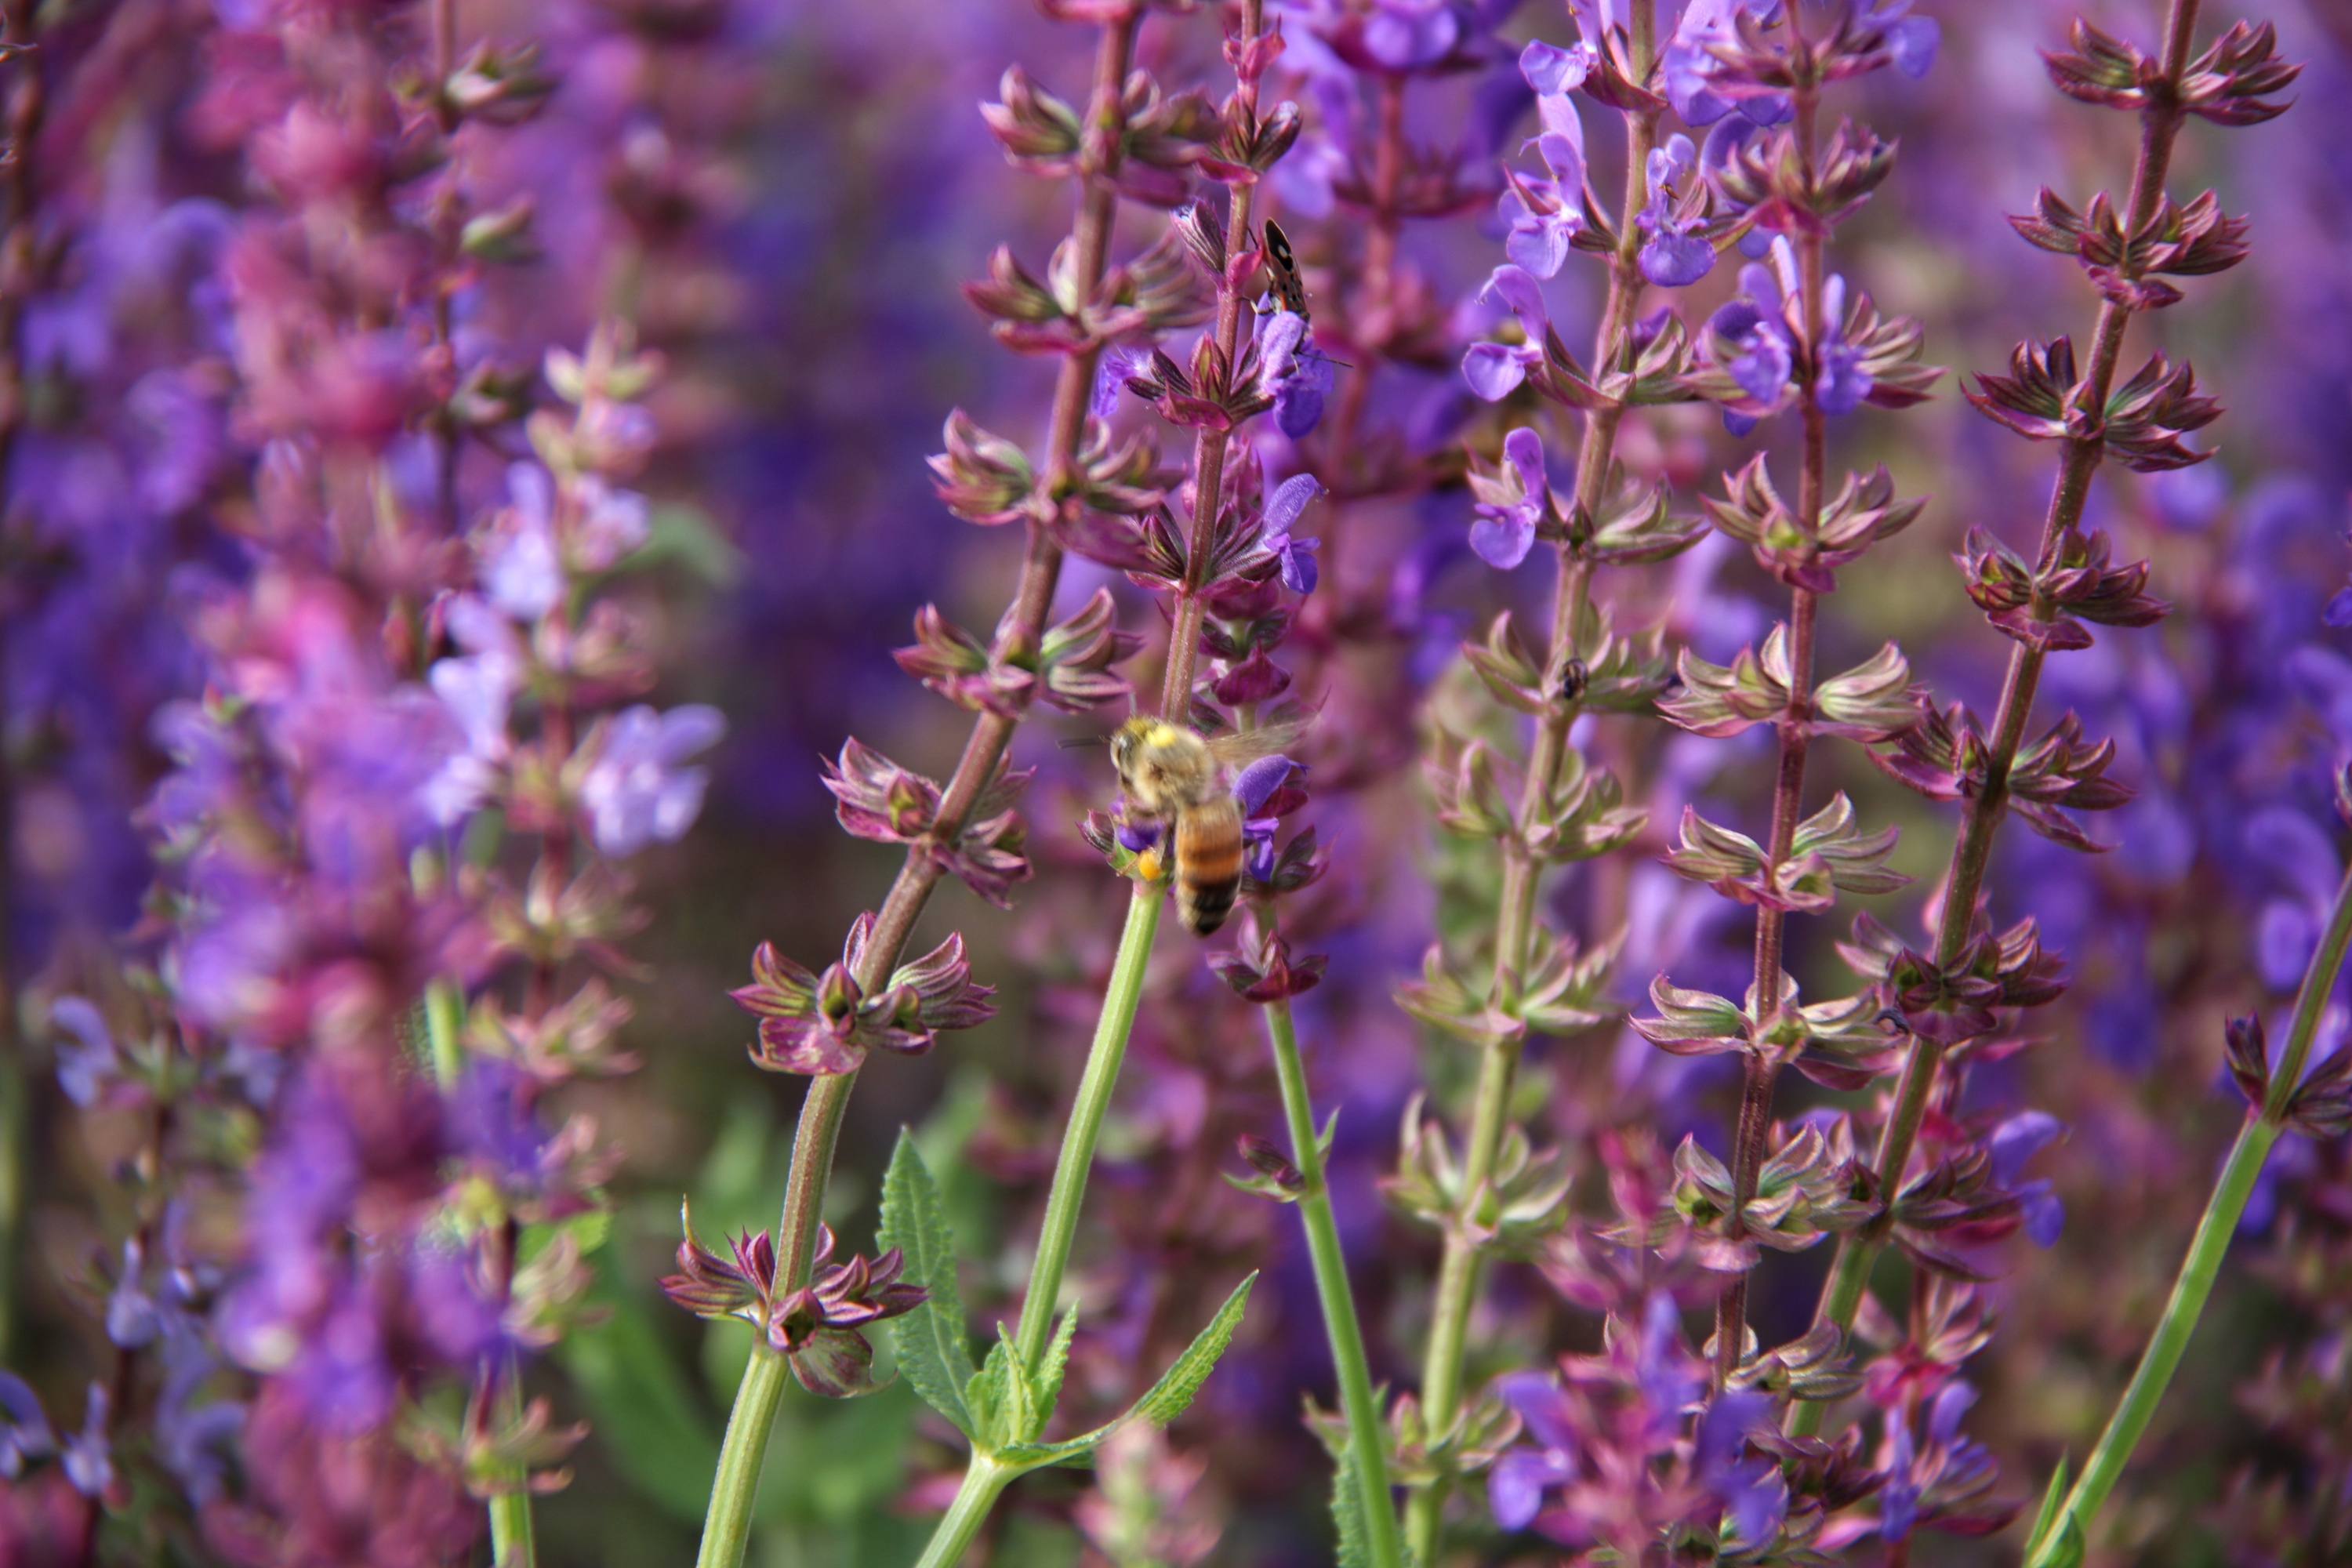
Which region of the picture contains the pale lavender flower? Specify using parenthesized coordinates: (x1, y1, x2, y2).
(0, 1373, 55, 1477)
(1261, 472, 1323, 593)
(1663, 0, 1789, 128)
(50, 996, 119, 1109)
(581, 703, 727, 856)
(1501, 88, 1587, 278)
(1637, 134, 1713, 287)
(1491, 1370, 1579, 1530)
(1363, 0, 1458, 71)
(1470, 426, 1548, 569)
(1259, 312, 1335, 439)
(107, 1238, 160, 1349)
(485, 463, 564, 620)
(574, 475, 652, 571)
(1988, 1111, 2066, 1247)
(61, 1385, 112, 1497)
(1464, 264, 1550, 401)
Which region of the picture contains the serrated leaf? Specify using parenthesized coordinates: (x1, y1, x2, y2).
(1033, 1305, 1080, 1417)
(2025, 1454, 2071, 1559)
(993, 1272, 1259, 1478)
(1129, 1271, 1256, 1425)
(878, 1132, 978, 1437)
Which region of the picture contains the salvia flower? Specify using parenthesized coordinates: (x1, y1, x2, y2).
(1700, 238, 1871, 434)
(578, 702, 725, 858)
(1662, 0, 1792, 129)
(1463, 263, 1552, 402)
(1987, 1110, 2067, 1247)
(1258, 311, 1335, 439)
(0, 1372, 55, 1477)
(1469, 426, 1551, 569)
(1636, 134, 1714, 289)
(732, 914, 996, 1076)
(1259, 472, 1323, 593)
(1875, 1381, 2015, 1542)
(1500, 70, 1588, 279)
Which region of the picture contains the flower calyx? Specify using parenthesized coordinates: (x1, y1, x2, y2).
(732, 915, 996, 1077)
(1208, 918, 1327, 1003)
(2230, 1013, 2352, 1137)
(896, 589, 1144, 717)
(2010, 187, 2250, 310)
(1383, 1094, 1573, 1253)
(2042, 18, 2298, 125)
(661, 1203, 927, 1398)
(1662, 795, 1909, 916)
(823, 741, 1033, 902)
(1704, 457, 1922, 593)
(1837, 909, 2066, 1047)
(1969, 339, 2221, 472)
(1670, 1125, 1871, 1273)
(1660, 625, 1918, 742)
(1873, 703, 2130, 851)
(1958, 524, 2169, 652)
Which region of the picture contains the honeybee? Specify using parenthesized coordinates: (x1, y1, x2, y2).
(1108, 714, 1307, 936)
(1261, 220, 1311, 321)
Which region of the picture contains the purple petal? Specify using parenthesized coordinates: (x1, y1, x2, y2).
(1987, 1109, 2063, 1186)
(1463, 343, 1530, 402)
(1519, 38, 1591, 96)
(1887, 16, 1940, 78)
(1495, 1370, 1579, 1454)
(1507, 216, 1573, 280)
(1490, 1450, 1556, 1532)
(1502, 425, 1548, 496)
(1926, 1380, 1978, 1446)
(1231, 755, 1304, 816)
(1264, 474, 1322, 537)
(1639, 230, 1715, 289)
(1469, 506, 1537, 569)
(1480, 264, 1549, 336)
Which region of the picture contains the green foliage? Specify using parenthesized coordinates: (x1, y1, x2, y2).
(877, 1132, 978, 1437)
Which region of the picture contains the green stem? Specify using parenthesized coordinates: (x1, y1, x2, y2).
(1263, 997, 1406, 1568)
(906, 884, 1161, 1566)
(909, 1458, 1013, 1568)
(489, 1357, 538, 1568)
(1014, 884, 1162, 1367)
(691, 15, 1143, 1561)
(694, 1348, 789, 1568)
(425, 978, 466, 1090)
(2029, 858, 2352, 1565)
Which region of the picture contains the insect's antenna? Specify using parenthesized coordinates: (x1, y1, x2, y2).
(1058, 735, 1110, 750)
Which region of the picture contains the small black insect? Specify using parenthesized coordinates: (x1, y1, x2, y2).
(1261, 219, 1310, 321)
(1558, 656, 1590, 702)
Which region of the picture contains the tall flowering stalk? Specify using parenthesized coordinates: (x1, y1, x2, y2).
(1400, 3, 1695, 1552)
(1791, 0, 2300, 1450)
(1639, 2, 1940, 1394)
(681, 0, 1242, 1558)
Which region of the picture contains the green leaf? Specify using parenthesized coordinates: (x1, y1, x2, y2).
(1331, 1440, 1373, 1568)
(968, 1330, 1044, 1453)
(628, 503, 746, 587)
(993, 1272, 1258, 1478)
(2024, 1454, 2071, 1559)
(1126, 1271, 1256, 1427)
(2041, 1514, 2086, 1568)
(1033, 1305, 1080, 1416)
(878, 1131, 977, 1437)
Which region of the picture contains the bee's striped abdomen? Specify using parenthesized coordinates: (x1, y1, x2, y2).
(1174, 797, 1244, 935)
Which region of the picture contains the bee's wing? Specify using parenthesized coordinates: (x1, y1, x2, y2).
(1203, 717, 1310, 767)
